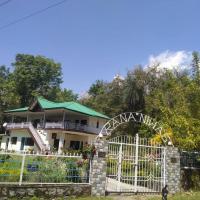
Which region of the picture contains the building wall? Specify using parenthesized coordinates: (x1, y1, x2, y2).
(0, 129, 96, 152)
(45, 130, 96, 150)
(88, 117, 107, 130)
(0, 130, 38, 152)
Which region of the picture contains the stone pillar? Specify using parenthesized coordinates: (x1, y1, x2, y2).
(58, 133, 65, 154)
(165, 146, 181, 194)
(90, 138, 108, 196)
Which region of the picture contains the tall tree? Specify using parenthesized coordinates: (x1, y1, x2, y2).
(192, 51, 200, 84)
(0, 66, 19, 132)
(88, 80, 106, 97)
(47, 87, 78, 102)
(12, 54, 63, 106)
(123, 66, 146, 112)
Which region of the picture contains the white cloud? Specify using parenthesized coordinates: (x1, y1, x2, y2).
(78, 91, 91, 100)
(146, 50, 192, 71)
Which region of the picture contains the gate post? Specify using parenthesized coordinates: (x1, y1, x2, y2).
(90, 138, 108, 196)
(134, 133, 139, 193)
(165, 146, 181, 194)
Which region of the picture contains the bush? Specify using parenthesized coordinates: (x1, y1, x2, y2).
(0, 155, 21, 182)
(0, 154, 89, 184)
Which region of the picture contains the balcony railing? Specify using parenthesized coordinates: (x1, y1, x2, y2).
(6, 121, 102, 134)
(7, 122, 30, 129)
(45, 121, 101, 134)
(45, 122, 64, 129)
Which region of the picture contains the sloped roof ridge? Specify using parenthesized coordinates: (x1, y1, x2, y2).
(38, 97, 76, 106)
(37, 96, 58, 104)
(5, 97, 110, 119)
(71, 101, 102, 113)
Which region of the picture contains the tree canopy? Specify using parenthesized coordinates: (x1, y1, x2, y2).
(0, 52, 200, 150)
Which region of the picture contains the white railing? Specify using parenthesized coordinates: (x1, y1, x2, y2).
(66, 122, 101, 134)
(45, 122, 64, 129)
(45, 121, 101, 134)
(106, 135, 165, 193)
(6, 121, 102, 134)
(7, 122, 30, 129)
(0, 152, 90, 185)
(28, 123, 46, 151)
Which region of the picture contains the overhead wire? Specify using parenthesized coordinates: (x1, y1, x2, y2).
(0, 0, 68, 31)
(0, 0, 12, 8)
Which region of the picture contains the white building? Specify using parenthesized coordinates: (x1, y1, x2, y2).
(0, 97, 109, 153)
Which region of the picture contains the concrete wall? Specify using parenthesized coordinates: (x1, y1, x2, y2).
(90, 138, 108, 196)
(0, 184, 91, 199)
(165, 146, 181, 194)
(88, 116, 107, 130)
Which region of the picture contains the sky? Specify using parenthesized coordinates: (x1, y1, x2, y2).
(0, 0, 200, 95)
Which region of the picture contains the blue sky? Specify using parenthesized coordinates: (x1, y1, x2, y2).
(0, 0, 200, 94)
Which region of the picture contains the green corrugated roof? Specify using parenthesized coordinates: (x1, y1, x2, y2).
(5, 97, 110, 119)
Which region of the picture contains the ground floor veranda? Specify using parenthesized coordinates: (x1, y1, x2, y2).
(0, 129, 96, 154)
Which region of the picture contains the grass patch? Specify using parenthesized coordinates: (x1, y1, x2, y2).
(147, 191, 200, 200)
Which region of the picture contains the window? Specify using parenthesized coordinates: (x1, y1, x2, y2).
(52, 133, 57, 139)
(70, 141, 82, 150)
(25, 138, 34, 146)
(81, 120, 87, 125)
(96, 121, 99, 128)
(11, 137, 17, 145)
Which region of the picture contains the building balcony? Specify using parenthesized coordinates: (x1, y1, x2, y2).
(44, 121, 101, 134)
(6, 121, 102, 135)
(6, 122, 30, 129)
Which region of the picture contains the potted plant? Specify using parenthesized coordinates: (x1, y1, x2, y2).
(81, 144, 96, 160)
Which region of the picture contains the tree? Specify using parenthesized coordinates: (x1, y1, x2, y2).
(88, 80, 106, 97)
(0, 65, 19, 133)
(123, 66, 146, 112)
(12, 54, 63, 106)
(47, 87, 78, 102)
(192, 51, 200, 84)
(81, 76, 124, 117)
(145, 68, 200, 150)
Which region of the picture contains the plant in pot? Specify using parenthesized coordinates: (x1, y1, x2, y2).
(81, 144, 96, 160)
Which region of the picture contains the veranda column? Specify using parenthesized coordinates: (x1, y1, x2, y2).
(90, 138, 108, 196)
(165, 146, 181, 194)
(58, 133, 65, 154)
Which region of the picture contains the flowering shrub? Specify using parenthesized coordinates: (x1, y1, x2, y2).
(81, 144, 96, 160)
(76, 159, 84, 167)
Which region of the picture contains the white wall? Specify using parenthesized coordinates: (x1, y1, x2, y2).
(44, 130, 96, 150)
(0, 129, 97, 153)
(88, 116, 107, 129)
(0, 130, 38, 152)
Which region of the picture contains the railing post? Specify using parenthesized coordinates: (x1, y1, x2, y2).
(134, 133, 139, 193)
(163, 147, 166, 187)
(90, 138, 108, 196)
(89, 158, 92, 184)
(19, 154, 26, 186)
(117, 143, 122, 192)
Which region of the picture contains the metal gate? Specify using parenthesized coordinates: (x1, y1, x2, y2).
(106, 134, 166, 193)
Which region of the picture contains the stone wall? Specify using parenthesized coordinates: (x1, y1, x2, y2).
(165, 146, 181, 194)
(0, 184, 91, 199)
(90, 138, 108, 196)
